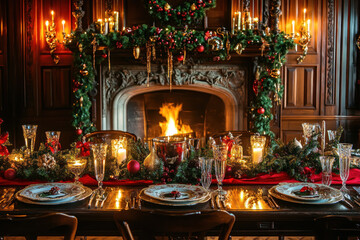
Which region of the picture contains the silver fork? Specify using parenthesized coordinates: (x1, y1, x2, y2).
(95, 187, 108, 208)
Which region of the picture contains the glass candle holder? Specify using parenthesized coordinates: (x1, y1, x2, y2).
(251, 135, 266, 164)
(67, 157, 87, 185)
(45, 131, 61, 153)
(230, 144, 243, 162)
(111, 137, 127, 166)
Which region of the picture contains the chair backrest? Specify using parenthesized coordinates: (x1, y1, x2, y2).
(0, 212, 78, 240)
(84, 130, 137, 144)
(114, 209, 235, 240)
(315, 215, 360, 240)
(211, 131, 271, 156)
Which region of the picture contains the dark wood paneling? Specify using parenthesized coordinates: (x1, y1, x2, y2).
(41, 67, 71, 110)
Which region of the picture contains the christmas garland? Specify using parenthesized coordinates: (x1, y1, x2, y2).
(65, 25, 294, 140)
(144, 0, 216, 26)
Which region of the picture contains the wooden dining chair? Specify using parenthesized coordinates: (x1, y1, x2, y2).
(0, 212, 78, 240)
(84, 130, 137, 144)
(315, 215, 360, 240)
(211, 131, 271, 156)
(114, 209, 235, 240)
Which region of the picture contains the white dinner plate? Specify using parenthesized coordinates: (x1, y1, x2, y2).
(143, 184, 209, 203)
(274, 182, 342, 202)
(269, 185, 343, 205)
(16, 186, 92, 205)
(18, 183, 85, 202)
(140, 188, 211, 206)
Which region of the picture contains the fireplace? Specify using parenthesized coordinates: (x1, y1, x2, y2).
(101, 63, 249, 141)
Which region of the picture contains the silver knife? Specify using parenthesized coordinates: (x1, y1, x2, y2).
(220, 198, 227, 209)
(137, 197, 141, 209)
(131, 197, 136, 209)
(87, 190, 96, 209)
(342, 198, 354, 209)
(215, 194, 221, 209)
(263, 195, 275, 209)
(268, 194, 280, 209)
(210, 193, 215, 209)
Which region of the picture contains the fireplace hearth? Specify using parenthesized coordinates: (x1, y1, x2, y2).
(101, 63, 249, 141)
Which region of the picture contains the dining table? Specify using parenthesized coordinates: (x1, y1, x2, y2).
(1, 169, 360, 238)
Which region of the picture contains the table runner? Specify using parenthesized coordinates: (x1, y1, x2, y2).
(0, 169, 360, 186)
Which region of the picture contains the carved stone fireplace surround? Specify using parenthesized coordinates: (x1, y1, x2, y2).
(101, 63, 249, 138)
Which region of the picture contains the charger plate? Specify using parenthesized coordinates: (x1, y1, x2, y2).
(19, 183, 85, 202)
(16, 186, 92, 205)
(140, 188, 211, 206)
(269, 185, 343, 205)
(143, 184, 209, 203)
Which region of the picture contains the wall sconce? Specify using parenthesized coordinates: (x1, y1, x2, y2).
(291, 9, 312, 64)
(44, 11, 69, 64)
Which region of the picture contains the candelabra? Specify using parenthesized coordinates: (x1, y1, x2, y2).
(291, 9, 312, 64)
(44, 11, 70, 64)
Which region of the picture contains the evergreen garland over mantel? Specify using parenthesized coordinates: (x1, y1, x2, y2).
(65, 1, 294, 141)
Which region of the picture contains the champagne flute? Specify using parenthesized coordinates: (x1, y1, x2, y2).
(45, 131, 61, 153)
(67, 157, 87, 185)
(319, 156, 335, 186)
(212, 145, 228, 199)
(338, 143, 353, 193)
(22, 124, 38, 155)
(91, 143, 108, 195)
(199, 157, 213, 191)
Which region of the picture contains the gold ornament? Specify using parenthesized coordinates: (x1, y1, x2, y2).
(144, 146, 161, 171)
(80, 96, 83, 107)
(78, 43, 83, 52)
(133, 46, 140, 59)
(80, 70, 88, 76)
(164, 3, 171, 11)
(191, 3, 196, 11)
(270, 69, 281, 78)
(234, 43, 243, 55)
(207, 36, 223, 51)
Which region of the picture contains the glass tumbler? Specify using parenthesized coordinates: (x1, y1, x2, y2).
(338, 143, 353, 192)
(319, 156, 335, 186)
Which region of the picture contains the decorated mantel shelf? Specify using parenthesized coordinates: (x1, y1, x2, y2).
(60, 0, 294, 141)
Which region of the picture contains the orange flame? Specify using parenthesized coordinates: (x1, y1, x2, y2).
(159, 103, 192, 136)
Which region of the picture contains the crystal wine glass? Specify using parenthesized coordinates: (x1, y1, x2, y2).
(338, 143, 353, 193)
(199, 157, 213, 191)
(212, 144, 228, 199)
(319, 156, 335, 186)
(67, 157, 87, 185)
(22, 124, 38, 155)
(45, 131, 61, 154)
(91, 143, 108, 196)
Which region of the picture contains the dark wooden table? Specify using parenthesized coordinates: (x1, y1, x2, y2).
(1, 184, 359, 238)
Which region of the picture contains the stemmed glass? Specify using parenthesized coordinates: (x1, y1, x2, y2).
(67, 158, 87, 185)
(338, 143, 353, 193)
(212, 145, 228, 199)
(319, 156, 335, 186)
(45, 131, 61, 154)
(302, 123, 321, 144)
(91, 143, 108, 196)
(199, 157, 213, 191)
(22, 124, 38, 155)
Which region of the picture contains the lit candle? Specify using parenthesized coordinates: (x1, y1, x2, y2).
(292, 20, 295, 34)
(237, 12, 241, 30)
(98, 19, 103, 33)
(62, 20, 65, 33)
(240, 190, 244, 201)
(252, 147, 263, 164)
(104, 18, 109, 35)
(51, 10, 54, 23)
(253, 17, 259, 30)
(45, 20, 49, 32)
(117, 148, 127, 165)
(232, 17, 235, 34)
(113, 11, 119, 31)
(307, 19, 311, 32)
(303, 9, 306, 22)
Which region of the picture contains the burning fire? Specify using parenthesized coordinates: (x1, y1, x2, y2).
(159, 103, 193, 136)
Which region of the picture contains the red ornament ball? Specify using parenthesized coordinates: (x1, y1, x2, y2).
(101, 53, 107, 59)
(4, 168, 16, 180)
(257, 107, 265, 114)
(197, 45, 205, 53)
(76, 128, 83, 135)
(177, 55, 184, 62)
(225, 165, 232, 178)
(127, 160, 141, 175)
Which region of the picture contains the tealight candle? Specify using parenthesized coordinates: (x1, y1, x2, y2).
(111, 138, 127, 166)
(252, 147, 263, 164)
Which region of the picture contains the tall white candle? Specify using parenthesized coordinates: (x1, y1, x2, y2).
(104, 18, 109, 35)
(252, 147, 263, 164)
(237, 12, 241, 30)
(232, 17, 235, 34)
(307, 19, 311, 32)
(45, 21, 49, 32)
(116, 148, 127, 165)
(303, 9, 306, 22)
(62, 20, 65, 33)
(292, 20, 295, 34)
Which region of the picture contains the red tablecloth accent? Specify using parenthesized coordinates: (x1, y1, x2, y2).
(0, 169, 359, 186)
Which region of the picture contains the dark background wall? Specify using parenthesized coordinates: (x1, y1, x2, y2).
(0, 0, 359, 149)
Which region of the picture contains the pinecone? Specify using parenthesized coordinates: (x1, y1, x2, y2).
(38, 153, 56, 169)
